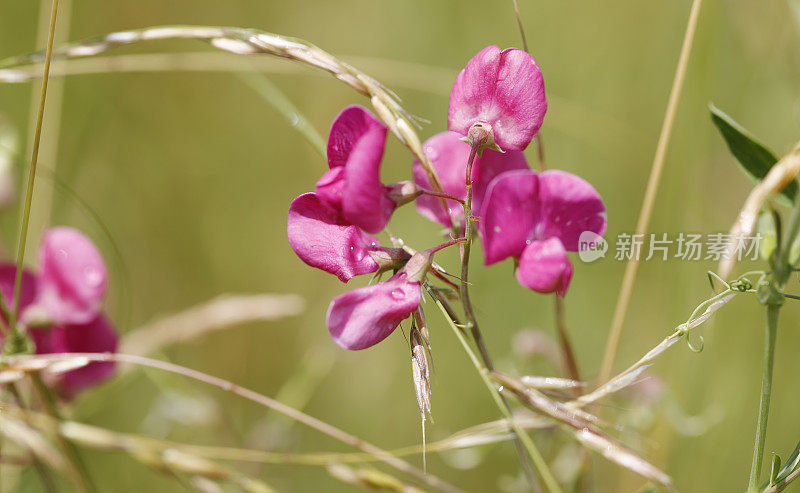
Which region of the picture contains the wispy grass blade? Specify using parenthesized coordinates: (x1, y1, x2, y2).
(120, 293, 305, 356)
(599, 0, 705, 382)
(1, 352, 465, 493)
(237, 72, 325, 157)
(0, 25, 446, 195)
(493, 372, 673, 488)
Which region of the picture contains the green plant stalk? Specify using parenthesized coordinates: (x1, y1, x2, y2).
(458, 142, 544, 491)
(748, 303, 780, 492)
(30, 374, 96, 492)
(428, 288, 562, 493)
(7, 0, 60, 350)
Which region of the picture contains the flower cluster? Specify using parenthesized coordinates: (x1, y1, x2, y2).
(0, 227, 118, 398)
(287, 44, 606, 351)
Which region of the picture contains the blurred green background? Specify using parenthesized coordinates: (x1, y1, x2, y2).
(1, 0, 800, 491)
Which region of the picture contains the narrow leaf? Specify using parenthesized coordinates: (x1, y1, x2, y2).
(776, 439, 800, 482)
(710, 103, 797, 205)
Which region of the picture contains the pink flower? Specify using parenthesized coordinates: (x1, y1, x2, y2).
(325, 252, 430, 350)
(37, 226, 108, 325)
(480, 169, 606, 296)
(30, 316, 118, 399)
(287, 193, 407, 282)
(412, 131, 529, 227)
(448, 45, 547, 151)
(316, 105, 396, 234)
(0, 229, 118, 398)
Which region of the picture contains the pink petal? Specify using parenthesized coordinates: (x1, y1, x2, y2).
(448, 46, 547, 151)
(413, 131, 530, 227)
(326, 273, 421, 350)
(0, 264, 39, 320)
(413, 132, 470, 227)
(38, 227, 108, 325)
(536, 170, 607, 251)
(479, 170, 539, 265)
(32, 316, 118, 399)
(327, 105, 388, 170)
(516, 238, 573, 297)
(287, 193, 380, 283)
(325, 105, 394, 233)
(315, 167, 345, 210)
(472, 147, 530, 215)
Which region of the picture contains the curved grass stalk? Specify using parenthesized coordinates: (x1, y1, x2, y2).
(0, 25, 445, 196)
(493, 372, 673, 488)
(237, 72, 325, 157)
(0, 51, 642, 158)
(0, 405, 275, 493)
(574, 290, 737, 409)
(599, 0, 704, 383)
(0, 352, 464, 493)
(427, 285, 563, 493)
(3, 400, 552, 468)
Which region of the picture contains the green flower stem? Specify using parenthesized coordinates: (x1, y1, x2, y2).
(454, 139, 558, 492)
(748, 303, 780, 492)
(428, 287, 562, 493)
(8, 0, 60, 351)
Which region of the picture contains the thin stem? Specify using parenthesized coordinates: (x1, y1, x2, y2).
(553, 296, 580, 388)
(510, 0, 529, 52)
(426, 237, 467, 255)
(599, 0, 704, 383)
(9, 0, 60, 343)
(776, 192, 800, 284)
(417, 188, 466, 206)
(428, 288, 562, 493)
(765, 465, 800, 493)
(459, 140, 543, 491)
(7, 384, 58, 493)
(747, 304, 780, 492)
(30, 374, 95, 492)
(8, 352, 464, 493)
(536, 134, 546, 172)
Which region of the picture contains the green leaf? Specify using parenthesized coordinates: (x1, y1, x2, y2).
(776, 439, 800, 483)
(771, 454, 783, 485)
(710, 104, 797, 205)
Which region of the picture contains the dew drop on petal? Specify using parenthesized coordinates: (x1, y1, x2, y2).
(390, 289, 406, 300)
(83, 265, 103, 287)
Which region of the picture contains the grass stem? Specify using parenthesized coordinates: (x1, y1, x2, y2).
(747, 304, 780, 491)
(599, 0, 704, 383)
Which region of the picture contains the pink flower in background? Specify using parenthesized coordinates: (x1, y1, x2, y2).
(0, 227, 117, 397)
(30, 316, 118, 399)
(412, 131, 529, 228)
(287, 192, 407, 282)
(37, 226, 108, 325)
(317, 105, 396, 234)
(480, 169, 606, 296)
(448, 45, 547, 151)
(325, 252, 430, 350)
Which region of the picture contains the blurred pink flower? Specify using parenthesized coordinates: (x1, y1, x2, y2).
(287, 192, 407, 282)
(30, 316, 118, 399)
(325, 252, 430, 350)
(0, 228, 117, 397)
(412, 131, 529, 228)
(448, 45, 547, 151)
(37, 226, 108, 325)
(317, 105, 396, 234)
(480, 169, 606, 296)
